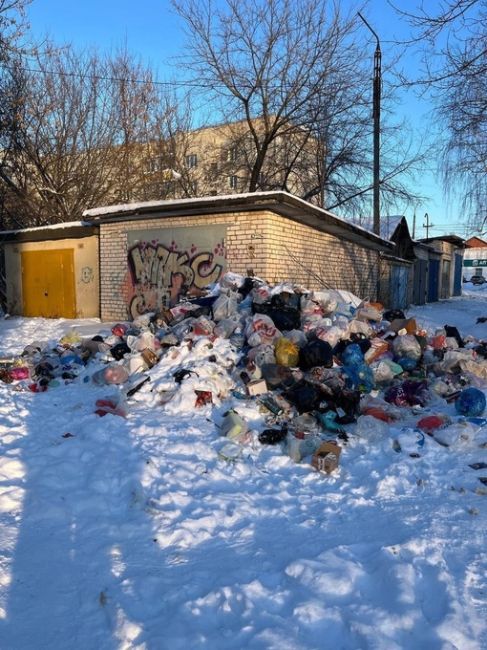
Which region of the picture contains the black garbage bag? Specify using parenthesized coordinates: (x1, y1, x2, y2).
(271, 291, 301, 312)
(260, 363, 298, 390)
(238, 276, 255, 298)
(253, 302, 301, 330)
(334, 388, 361, 419)
(110, 342, 131, 360)
(445, 325, 464, 348)
(258, 428, 288, 445)
(474, 343, 487, 359)
(334, 336, 371, 358)
(33, 361, 54, 378)
(284, 381, 321, 413)
(299, 339, 333, 370)
(384, 309, 405, 321)
(269, 309, 301, 331)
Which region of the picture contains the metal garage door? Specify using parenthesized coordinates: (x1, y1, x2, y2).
(21, 249, 76, 318)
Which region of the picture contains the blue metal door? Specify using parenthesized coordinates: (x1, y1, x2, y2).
(413, 259, 427, 305)
(453, 254, 463, 296)
(391, 265, 409, 309)
(428, 260, 440, 302)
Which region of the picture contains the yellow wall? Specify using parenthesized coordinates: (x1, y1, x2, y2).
(4, 235, 99, 318)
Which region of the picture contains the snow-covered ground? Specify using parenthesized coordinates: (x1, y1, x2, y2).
(0, 294, 486, 649)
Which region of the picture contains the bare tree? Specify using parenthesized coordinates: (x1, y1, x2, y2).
(0, 44, 197, 227)
(174, 0, 364, 189)
(395, 1, 487, 229)
(174, 0, 423, 216)
(0, 0, 32, 228)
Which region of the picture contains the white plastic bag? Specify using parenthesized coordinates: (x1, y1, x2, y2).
(213, 291, 239, 321)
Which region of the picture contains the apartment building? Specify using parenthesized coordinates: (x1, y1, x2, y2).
(140, 119, 320, 203)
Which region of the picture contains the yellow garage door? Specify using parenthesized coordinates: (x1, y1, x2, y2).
(21, 249, 76, 318)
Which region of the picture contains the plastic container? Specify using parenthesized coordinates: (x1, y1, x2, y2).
(220, 410, 248, 440)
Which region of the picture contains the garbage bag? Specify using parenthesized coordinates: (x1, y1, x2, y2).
(284, 329, 308, 348)
(384, 309, 405, 321)
(455, 387, 486, 417)
(397, 357, 418, 371)
(284, 381, 321, 413)
(260, 363, 298, 389)
(92, 364, 129, 386)
(299, 340, 333, 370)
(372, 359, 403, 383)
(416, 414, 450, 434)
(212, 291, 239, 321)
(343, 362, 375, 393)
(341, 343, 364, 366)
(309, 290, 338, 315)
(252, 304, 300, 331)
(258, 428, 288, 445)
(237, 276, 255, 298)
(444, 325, 464, 348)
(214, 318, 238, 338)
(275, 337, 299, 367)
(315, 325, 342, 348)
(271, 291, 301, 312)
(384, 380, 429, 407)
(110, 342, 131, 360)
(392, 334, 422, 361)
(246, 314, 281, 347)
(247, 344, 276, 367)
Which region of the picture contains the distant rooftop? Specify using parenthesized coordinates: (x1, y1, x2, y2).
(350, 215, 404, 241)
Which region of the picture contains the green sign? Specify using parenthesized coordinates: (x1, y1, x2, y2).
(464, 259, 487, 267)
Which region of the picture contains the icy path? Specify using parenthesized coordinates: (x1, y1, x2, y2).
(0, 295, 485, 649)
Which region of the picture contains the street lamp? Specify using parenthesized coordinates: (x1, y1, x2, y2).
(358, 12, 381, 236)
(423, 212, 435, 239)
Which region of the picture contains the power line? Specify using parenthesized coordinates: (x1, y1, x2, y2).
(0, 60, 344, 92)
(0, 61, 210, 89)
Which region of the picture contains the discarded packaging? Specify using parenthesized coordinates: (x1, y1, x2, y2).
(311, 441, 342, 474)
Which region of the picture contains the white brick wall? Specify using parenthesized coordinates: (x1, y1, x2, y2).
(99, 209, 379, 320)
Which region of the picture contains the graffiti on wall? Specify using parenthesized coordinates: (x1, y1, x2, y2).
(124, 226, 226, 318)
(80, 266, 94, 283)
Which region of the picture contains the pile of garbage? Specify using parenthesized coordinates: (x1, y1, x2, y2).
(1, 272, 487, 476)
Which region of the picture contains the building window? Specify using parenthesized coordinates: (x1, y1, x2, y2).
(146, 155, 163, 174)
(229, 175, 238, 190)
(227, 146, 239, 163)
(186, 154, 198, 168)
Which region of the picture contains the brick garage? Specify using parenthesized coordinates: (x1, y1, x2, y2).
(83, 192, 394, 321)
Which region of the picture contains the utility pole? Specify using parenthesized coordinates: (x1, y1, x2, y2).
(358, 12, 381, 236)
(412, 210, 416, 239)
(423, 212, 435, 239)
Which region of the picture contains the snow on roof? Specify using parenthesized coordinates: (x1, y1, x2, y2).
(0, 220, 92, 236)
(82, 191, 393, 249)
(83, 192, 288, 218)
(352, 215, 404, 240)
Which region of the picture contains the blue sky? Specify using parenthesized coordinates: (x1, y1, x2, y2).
(25, 0, 466, 238)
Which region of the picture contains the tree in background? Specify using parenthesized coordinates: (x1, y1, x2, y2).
(398, 1, 487, 230)
(0, 44, 196, 228)
(174, 0, 423, 215)
(0, 0, 32, 228)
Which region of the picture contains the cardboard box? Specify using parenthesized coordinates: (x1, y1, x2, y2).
(364, 338, 390, 364)
(389, 318, 417, 334)
(141, 348, 159, 368)
(312, 441, 342, 474)
(247, 378, 268, 396)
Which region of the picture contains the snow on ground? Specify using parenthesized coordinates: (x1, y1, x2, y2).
(0, 294, 486, 649)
